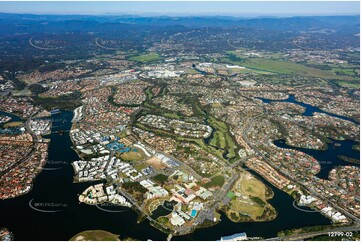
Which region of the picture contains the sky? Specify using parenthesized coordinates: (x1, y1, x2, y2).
(0, 1, 359, 16)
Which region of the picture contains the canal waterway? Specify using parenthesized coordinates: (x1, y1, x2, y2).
(257, 94, 359, 179)
(0, 111, 331, 240)
(258, 94, 358, 124)
(0, 110, 22, 123)
(0, 110, 23, 134)
(274, 139, 359, 180)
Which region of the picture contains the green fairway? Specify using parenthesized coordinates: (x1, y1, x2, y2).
(207, 116, 238, 161)
(129, 53, 160, 63)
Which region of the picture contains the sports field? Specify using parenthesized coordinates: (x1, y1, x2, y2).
(225, 170, 276, 222)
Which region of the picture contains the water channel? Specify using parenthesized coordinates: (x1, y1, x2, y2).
(0, 111, 332, 240)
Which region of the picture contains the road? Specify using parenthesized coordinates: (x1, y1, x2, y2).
(118, 189, 155, 222)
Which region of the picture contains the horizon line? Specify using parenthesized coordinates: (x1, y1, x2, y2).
(0, 11, 359, 17)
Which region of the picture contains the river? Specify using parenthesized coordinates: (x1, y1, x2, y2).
(0, 111, 331, 240)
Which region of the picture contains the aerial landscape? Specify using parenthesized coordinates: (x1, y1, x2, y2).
(0, 1, 359, 241)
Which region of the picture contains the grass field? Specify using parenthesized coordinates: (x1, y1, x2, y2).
(70, 230, 120, 241)
(226, 191, 235, 199)
(334, 80, 360, 88)
(227, 200, 264, 220)
(242, 58, 355, 80)
(129, 53, 160, 63)
(134, 162, 148, 171)
(120, 151, 143, 161)
(225, 171, 276, 222)
(204, 175, 225, 188)
(332, 67, 357, 76)
(240, 179, 266, 201)
(223, 53, 356, 81)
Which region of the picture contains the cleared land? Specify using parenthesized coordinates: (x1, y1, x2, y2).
(145, 156, 168, 170)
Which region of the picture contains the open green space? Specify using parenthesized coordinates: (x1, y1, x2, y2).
(204, 175, 225, 188)
(145, 86, 154, 100)
(33, 91, 82, 111)
(70, 230, 120, 241)
(226, 191, 235, 198)
(332, 67, 358, 76)
(223, 53, 357, 82)
(137, 96, 240, 164)
(120, 151, 143, 161)
(225, 172, 276, 222)
(129, 53, 160, 63)
(242, 58, 353, 80)
(227, 200, 265, 221)
(333, 80, 360, 88)
(207, 116, 238, 161)
(134, 162, 148, 171)
(241, 179, 267, 201)
(209, 131, 225, 148)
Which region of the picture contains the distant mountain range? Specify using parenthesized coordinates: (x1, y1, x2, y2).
(0, 12, 359, 35)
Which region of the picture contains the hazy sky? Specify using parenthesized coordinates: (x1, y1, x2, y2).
(0, 1, 359, 16)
